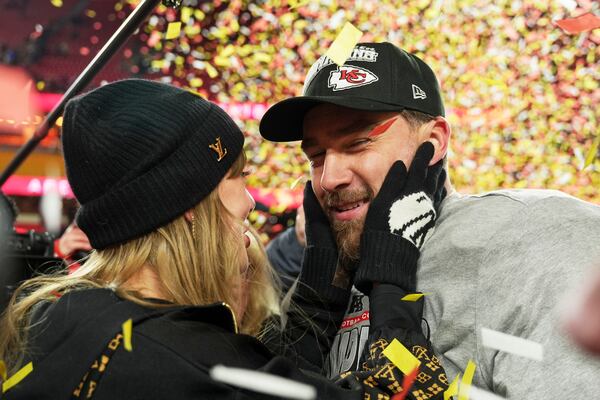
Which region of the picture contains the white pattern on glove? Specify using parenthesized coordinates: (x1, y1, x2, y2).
(388, 191, 436, 249)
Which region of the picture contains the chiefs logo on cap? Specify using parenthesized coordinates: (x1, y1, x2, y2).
(328, 66, 378, 91)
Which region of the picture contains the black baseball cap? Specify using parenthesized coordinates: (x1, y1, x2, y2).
(259, 42, 445, 142)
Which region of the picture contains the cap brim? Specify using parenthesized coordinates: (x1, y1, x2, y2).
(259, 96, 406, 142)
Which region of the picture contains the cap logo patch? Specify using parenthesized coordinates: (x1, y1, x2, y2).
(328, 66, 378, 91)
(412, 84, 427, 99)
(303, 46, 379, 94)
(209, 137, 228, 161)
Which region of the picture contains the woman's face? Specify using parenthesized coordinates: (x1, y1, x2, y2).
(217, 167, 255, 321)
(218, 169, 255, 248)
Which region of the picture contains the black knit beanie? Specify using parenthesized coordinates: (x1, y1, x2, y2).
(62, 79, 244, 249)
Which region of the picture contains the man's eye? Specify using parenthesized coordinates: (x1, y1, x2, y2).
(308, 152, 325, 167)
(308, 151, 325, 161)
(349, 139, 371, 148)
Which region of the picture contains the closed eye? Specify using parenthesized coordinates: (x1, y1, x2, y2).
(347, 139, 371, 149)
(308, 150, 325, 158)
(307, 151, 325, 167)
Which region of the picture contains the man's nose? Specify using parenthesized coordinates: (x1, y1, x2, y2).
(319, 152, 352, 193)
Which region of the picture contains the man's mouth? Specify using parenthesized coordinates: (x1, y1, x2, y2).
(330, 200, 368, 221)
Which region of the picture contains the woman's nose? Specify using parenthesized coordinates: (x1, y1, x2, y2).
(245, 189, 256, 215)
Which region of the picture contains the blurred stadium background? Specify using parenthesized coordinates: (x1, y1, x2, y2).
(0, 0, 598, 241)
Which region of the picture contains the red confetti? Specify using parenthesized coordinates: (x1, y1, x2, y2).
(554, 12, 600, 34)
(391, 367, 419, 400)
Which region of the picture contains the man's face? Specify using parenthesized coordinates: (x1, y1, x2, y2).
(302, 104, 422, 262)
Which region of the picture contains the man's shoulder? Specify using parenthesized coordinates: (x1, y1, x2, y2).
(429, 188, 599, 253)
(443, 188, 598, 221)
(449, 187, 568, 205)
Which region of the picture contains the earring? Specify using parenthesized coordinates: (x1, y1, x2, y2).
(191, 213, 197, 241)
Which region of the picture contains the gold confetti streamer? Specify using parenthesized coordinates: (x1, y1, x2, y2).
(0, 360, 7, 381)
(289, 0, 311, 10)
(290, 176, 305, 190)
(122, 319, 133, 352)
(165, 22, 182, 40)
(325, 22, 363, 66)
(382, 339, 421, 375)
(401, 293, 433, 301)
(2, 362, 33, 393)
(444, 374, 460, 400)
(205, 63, 219, 78)
(458, 360, 476, 400)
(584, 133, 600, 169)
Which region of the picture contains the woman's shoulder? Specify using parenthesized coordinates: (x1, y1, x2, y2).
(19, 288, 273, 399)
(28, 288, 122, 354)
(29, 288, 264, 366)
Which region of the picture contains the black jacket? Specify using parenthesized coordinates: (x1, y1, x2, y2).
(3, 242, 448, 399)
(2, 283, 447, 400)
(3, 288, 361, 400)
(266, 227, 303, 291)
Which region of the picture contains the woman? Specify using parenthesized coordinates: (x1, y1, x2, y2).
(0, 79, 356, 400)
(0, 79, 447, 400)
(239, 225, 281, 336)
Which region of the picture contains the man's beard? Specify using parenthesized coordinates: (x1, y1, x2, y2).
(332, 217, 364, 267)
(325, 186, 374, 267)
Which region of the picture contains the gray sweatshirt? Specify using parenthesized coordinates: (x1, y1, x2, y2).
(418, 189, 600, 398)
(326, 188, 600, 397)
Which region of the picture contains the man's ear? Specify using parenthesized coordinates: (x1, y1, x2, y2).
(421, 116, 450, 165)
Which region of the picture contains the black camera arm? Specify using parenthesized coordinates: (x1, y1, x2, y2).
(0, 0, 180, 186)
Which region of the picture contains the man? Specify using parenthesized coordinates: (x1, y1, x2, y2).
(259, 42, 600, 398)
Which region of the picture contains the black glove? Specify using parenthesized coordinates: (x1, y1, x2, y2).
(354, 142, 445, 294)
(294, 182, 350, 304)
(433, 166, 447, 215)
(303, 182, 337, 250)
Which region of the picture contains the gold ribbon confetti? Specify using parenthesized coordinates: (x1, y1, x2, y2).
(382, 338, 421, 375)
(325, 22, 363, 66)
(165, 22, 182, 40)
(290, 176, 305, 190)
(181, 7, 193, 23)
(122, 318, 133, 352)
(401, 293, 431, 301)
(289, 0, 311, 10)
(444, 374, 460, 400)
(584, 133, 599, 169)
(189, 77, 203, 88)
(458, 360, 476, 400)
(205, 63, 219, 78)
(0, 360, 7, 381)
(445, 374, 460, 400)
(2, 362, 33, 393)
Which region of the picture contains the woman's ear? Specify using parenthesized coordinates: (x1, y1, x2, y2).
(422, 116, 451, 165)
(184, 209, 194, 223)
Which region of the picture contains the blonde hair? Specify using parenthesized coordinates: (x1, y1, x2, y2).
(240, 227, 281, 336)
(0, 153, 273, 376)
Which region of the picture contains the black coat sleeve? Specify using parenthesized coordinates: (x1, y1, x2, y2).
(261, 246, 351, 374)
(336, 284, 450, 400)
